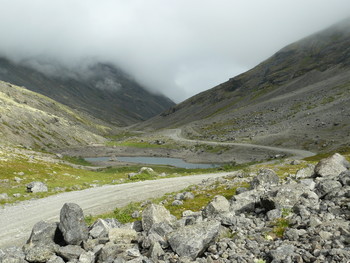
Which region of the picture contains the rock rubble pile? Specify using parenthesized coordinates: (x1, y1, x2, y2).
(1, 153, 349, 263)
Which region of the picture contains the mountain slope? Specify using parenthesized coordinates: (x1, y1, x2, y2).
(0, 60, 175, 126)
(0, 80, 111, 149)
(139, 18, 350, 152)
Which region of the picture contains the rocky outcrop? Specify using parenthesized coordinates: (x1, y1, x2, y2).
(1, 153, 350, 262)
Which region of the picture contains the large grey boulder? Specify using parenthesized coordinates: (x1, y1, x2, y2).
(250, 168, 279, 189)
(167, 221, 220, 260)
(314, 153, 349, 177)
(26, 182, 48, 193)
(27, 221, 61, 246)
(202, 195, 230, 219)
(59, 203, 88, 245)
(141, 204, 175, 233)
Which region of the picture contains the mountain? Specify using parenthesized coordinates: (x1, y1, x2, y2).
(139, 18, 350, 152)
(0, 60, 175, 126)
(0, 80, 111, 149)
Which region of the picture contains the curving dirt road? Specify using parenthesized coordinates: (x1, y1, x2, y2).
(0, 172, 232, 248)
(165, 129, 315, 159)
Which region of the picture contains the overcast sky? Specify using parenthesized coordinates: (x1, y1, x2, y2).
(0, 0, 350, 102)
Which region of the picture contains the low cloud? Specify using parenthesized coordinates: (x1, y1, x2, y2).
(0, 0, 349, 102)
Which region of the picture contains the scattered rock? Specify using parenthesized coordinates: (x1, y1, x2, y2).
(171, 200, 183, 206)
(0, 193, 9, 200)
(26, 181, 48, 193)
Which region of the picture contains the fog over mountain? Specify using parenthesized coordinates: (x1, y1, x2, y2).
(0, 0, 350, 102)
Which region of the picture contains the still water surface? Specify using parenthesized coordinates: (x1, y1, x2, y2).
(85, 156, 220, 169)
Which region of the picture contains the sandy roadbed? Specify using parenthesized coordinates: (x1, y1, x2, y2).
(0, 172, 231, 248)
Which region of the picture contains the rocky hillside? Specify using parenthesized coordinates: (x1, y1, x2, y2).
(0, 80, 110, 149)
(140, 18, 350, 152)
(1, 153, 349, 262)
(0, 59, 175, 126)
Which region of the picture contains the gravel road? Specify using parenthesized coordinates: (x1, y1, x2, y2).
(0, 172, 231, 248)
(166, 129, 314, 159)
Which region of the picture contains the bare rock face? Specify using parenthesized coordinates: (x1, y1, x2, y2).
(58, 203, 88, 245)
(314, 153, 349, 177)
(167, 221, 220, 260)
(26, 181, 48, 193)
(141, 204, 175, 233)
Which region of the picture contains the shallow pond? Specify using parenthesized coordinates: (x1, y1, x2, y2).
(85, 156, 220, 169)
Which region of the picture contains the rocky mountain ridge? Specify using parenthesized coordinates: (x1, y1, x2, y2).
(139, 18, 350, 153)
(1, 153, 349, 262)
(0, 80, 110, 149)
(0, 59, 174, 126)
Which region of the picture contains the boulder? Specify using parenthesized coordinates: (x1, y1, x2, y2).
(148, 242, 164, 262)
(314, 153, 349, 177)
(97, 242, 120, 263)
(141, 204, 175, 233)
(108, 228, 138, 244)
(79, 251, 95, 263)
(27, 221, 62, 246)
(57, 245, 85, 261)
(315, 179, 342, 198)
(26, 181, 48, 193)
(47, 255, 65, 263)
(338, 170, 350, 186)
(269, 244, 296, 262)
(25, 245, 55, 263)
(202, 195, 230, 218)
(89, 218, 121, 239)
(295, 164, 315, 179)
(230, 189, 261, 214)
(260, 183, 314, 210)
(250, 168, 279, 189)
(167, 221, 220, 260)
(59, 203, 88, 245)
